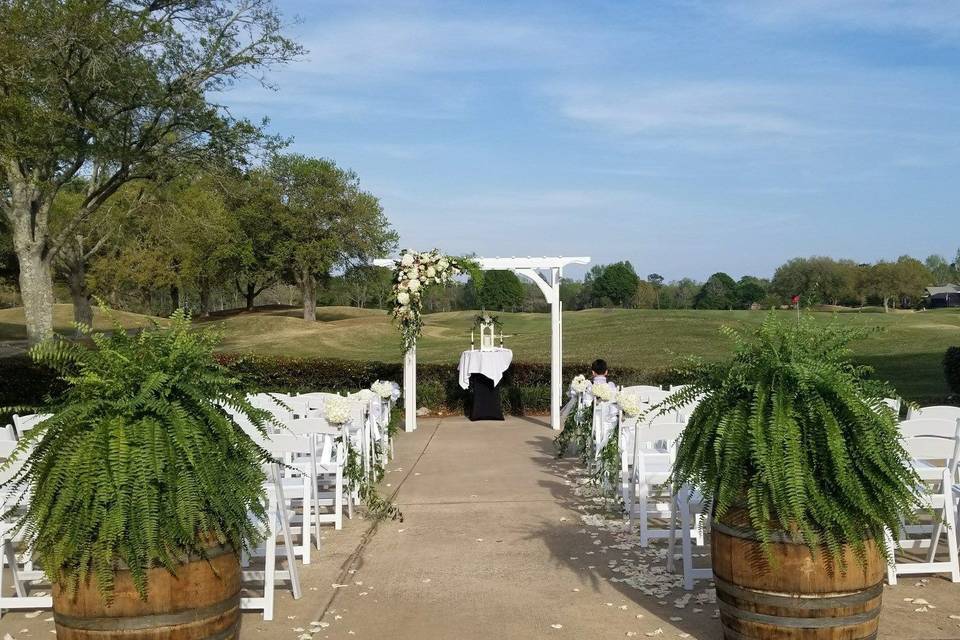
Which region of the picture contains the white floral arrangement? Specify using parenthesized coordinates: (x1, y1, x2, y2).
(570, 374, 590, 394)
(391, 250, 474, 353)
(619, 392, 645, 418)
(371, 380, 394, 399)
(324, 395, 353, 425)
(592, 382, 617, 403)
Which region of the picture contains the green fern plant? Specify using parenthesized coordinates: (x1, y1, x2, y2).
(1, 310, 273, 601)
(659, 314, 919, 565)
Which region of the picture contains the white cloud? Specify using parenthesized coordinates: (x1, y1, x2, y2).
(290, 16, 570, 78)
(545, 81, 815, 140)
(725, 0, 960, 39)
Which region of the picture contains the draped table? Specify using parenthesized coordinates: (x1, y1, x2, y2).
(458, 348, 513, 421)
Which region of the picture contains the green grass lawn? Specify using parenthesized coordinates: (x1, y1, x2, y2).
(2, 304, 956, 402)
(0, 304, 161, 340)
(204, 306, 959, 402)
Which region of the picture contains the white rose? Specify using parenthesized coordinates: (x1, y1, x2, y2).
(437, 259, 449, 271)
(401, 253, 414, 267)
(407, 269, 418, 280)
(399, 304, 409, 315)
(408, 279, 421, 292)
(426, 266, 436, 278)
(397, 291, 410, 305)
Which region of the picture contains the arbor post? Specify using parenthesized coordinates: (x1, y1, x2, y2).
(403, 344, 417, 432)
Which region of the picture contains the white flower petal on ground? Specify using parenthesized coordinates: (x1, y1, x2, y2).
(550, 624, 563, 630)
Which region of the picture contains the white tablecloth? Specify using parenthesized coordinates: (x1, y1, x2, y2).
(458, 348, 513, 390)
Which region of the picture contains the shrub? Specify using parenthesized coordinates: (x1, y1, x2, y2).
(3, 350, 680, 417)
(945, 346, 960, 395)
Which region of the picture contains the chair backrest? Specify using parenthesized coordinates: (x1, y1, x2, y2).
(898, 417, 960, 439)
(882, 398, 902, 415)
(907, 405, 960, 421)
(1, 423, 15, 442)
(635, 422, 685, 448)
(247, 393, 299, 422)
(13, 413, 51, 438)
(283, 418, 341, 437)
(259, 431, 313, 458)
(620, 385, 665, 403)
(901, 435, 960, 481)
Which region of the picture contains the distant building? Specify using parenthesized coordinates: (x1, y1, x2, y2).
(924, 284, 960, 308)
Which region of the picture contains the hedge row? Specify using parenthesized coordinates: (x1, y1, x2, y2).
(1, 352, 680, 416)
(946, 347, 960, 396)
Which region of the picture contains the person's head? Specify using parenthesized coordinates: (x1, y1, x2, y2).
(591, 359, 608, 377)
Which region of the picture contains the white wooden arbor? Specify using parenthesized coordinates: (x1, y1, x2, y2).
(374, 256, 590, 432)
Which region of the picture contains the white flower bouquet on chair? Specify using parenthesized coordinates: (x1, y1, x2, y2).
(323, 396, 353, 425)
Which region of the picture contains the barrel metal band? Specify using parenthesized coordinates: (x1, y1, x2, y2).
(721, 626, 877, 640)
(715, 576, 884, 610)
(54, 593, 239, 631)
(717, 599, 881, 629)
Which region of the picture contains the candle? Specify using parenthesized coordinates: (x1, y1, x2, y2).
(471, 329, 475, 350)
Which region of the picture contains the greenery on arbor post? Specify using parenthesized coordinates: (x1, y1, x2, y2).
(0, 0, 302, 344)
(659, 315, 919, 565)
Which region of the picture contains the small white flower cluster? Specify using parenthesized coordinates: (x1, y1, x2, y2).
(592, 382, 617, 402)
(393, 249, 460, 319)
(619, 391, 645, 418)
(371, 380, 394, 399)
(324, 395, 353, 425)
(570, 374, 590, 394)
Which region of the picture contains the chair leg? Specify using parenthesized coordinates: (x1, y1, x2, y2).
(679, 494, 694, 591)
(263, 496, 277, 621)
(346, 475, 354, 520)
(667, 500, 677, 573)
(335, 468, 344, 530)
(3, 540, 26, 598)
(637, 482, 649, 547)
(944, 484, 960, 582)
(884, 527, 898, 586)
(300, 475, 311, 565)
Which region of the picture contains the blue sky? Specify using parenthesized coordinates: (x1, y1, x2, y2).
(221, 0, 960, 281)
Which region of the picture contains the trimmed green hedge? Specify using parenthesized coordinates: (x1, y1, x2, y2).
(946, 347, 960, 396)
(2, 352, 680, 417)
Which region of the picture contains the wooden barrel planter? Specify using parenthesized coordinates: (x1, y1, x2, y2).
(53, 543, 240, 640)
(712, 511, 885, 640)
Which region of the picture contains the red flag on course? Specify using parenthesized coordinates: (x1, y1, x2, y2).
(791, 295, 800, 304)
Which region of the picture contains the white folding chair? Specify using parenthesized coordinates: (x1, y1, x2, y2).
(224, 408, 303, 620)
(285, 418, 350, 532)
(11, 413, 51, 440)
(885, 434, 960, 584)
(0, 440, 52, 617)
(628, 422, 695, 548)
(907, 405, 960, 421)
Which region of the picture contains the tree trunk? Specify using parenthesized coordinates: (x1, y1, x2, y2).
(15, 243, 55, 344)
(170, 284, 180, 313)
(302, 270, 316, 322)
(245, 282, 257, 311)
(198, 278, 212, 318)
(67, 260, 93, 330)
(8, 195, 55, 345)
